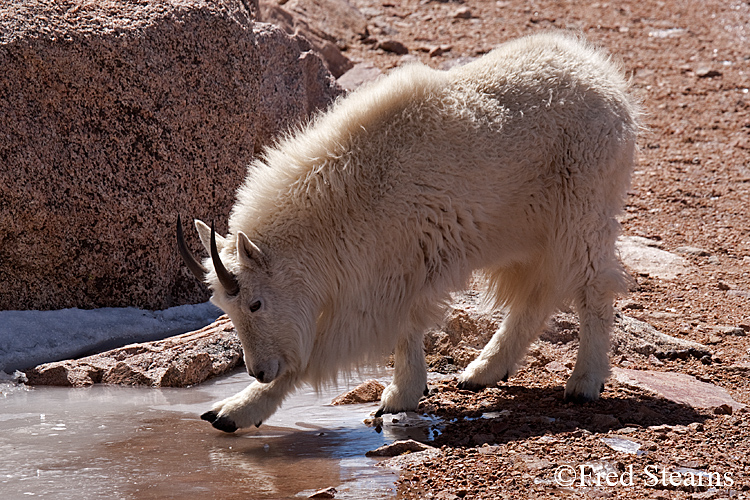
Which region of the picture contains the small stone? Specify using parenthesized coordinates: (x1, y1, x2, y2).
(365, 439, 435, 457)
(309, 487, 337, 499)
(429, 45, 445, 57)
(452, 7, 473, 19)
(620, 300, 645, 310)
(615, 427, 639, 434)
(377, 39, 409, 55)
(717, 281, 731, 291)
(674, 246, 711, 256)
(434, 491, 460, 500)
(331, 380, 385, 405)
(710, 325, 746, 337)
(713, 404, 733, 415)
(695, 66, 722, 78)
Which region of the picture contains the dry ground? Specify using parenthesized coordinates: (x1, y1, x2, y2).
(339, 0, 750, 497)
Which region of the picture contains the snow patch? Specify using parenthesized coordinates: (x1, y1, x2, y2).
(0, 302, 221, 373)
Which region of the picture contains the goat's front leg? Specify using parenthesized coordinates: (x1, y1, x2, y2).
(201, 374, 296, 432)
(376, 328, 427, 416)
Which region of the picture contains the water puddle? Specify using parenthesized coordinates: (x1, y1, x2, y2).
(0, 369, 439, 499)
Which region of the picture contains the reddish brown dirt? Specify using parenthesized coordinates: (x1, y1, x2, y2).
(341, 0, 750, 497)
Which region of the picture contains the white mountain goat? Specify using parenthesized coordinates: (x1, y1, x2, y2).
(177, 32, 639, 432)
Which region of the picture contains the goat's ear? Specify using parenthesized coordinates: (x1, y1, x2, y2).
(237, 231, 266, 269)
(195, 219, 227, 253)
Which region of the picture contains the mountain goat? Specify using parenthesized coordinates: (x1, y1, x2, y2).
(178, 32, 638, 432)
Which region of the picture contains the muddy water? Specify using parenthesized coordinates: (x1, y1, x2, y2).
(0, 369, 438, 499)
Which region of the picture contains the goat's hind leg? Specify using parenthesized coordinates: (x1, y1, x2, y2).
(457, 297, 554, 391)
(564, 271, 621, 403)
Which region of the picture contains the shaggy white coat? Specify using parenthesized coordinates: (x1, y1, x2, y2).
(195, 31, 639, 430)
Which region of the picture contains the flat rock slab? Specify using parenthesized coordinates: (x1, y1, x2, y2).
(25, 317, 242, 387)
(611, 313, 709, 358)
(612, 367, 745, 411)
(616, 236, 690, 280)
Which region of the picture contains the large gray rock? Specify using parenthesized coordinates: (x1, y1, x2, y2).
(0, 0, 342, 311)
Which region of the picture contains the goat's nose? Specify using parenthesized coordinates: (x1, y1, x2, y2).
(256, 371, 266, 383)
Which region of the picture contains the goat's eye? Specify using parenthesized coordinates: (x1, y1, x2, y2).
(249, 300, 262, 313)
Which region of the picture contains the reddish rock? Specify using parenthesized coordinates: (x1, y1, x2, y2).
(0, 0, 341, 311)
(309, 487, 337, 499)
(25, 317, 242, 387)
(377, 39, 408, 55)
(260, 0, 367, 77)
(365, 439, 435, 457)
(331, 379, 384, 404)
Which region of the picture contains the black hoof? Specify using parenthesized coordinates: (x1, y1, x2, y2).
(212, 415, 238, 433)
(423, 385, 430, 397)
(457, 380, 486, 392)
(374, 407, 385, 418)
(501, 373, 509, 382)
(600, 383, 605, 394)
(255, 421, 263, 428)
(201, 410, 238, 433)
(201, 410, 218, 422)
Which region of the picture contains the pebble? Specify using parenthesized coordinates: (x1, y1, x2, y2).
(674, 246, 711, 256)
(713, 404, 733, 415)
(452, 7, 473, 19)
(366, 439, 435, 457)
(377, 39, 409, 54)
(710, 325, 746, 337)
(309, 487, 337, 499)
(695, 66, 722, 78)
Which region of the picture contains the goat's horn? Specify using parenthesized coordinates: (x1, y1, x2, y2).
(176, 214, 207, 282)
(211, 221, 240, 296)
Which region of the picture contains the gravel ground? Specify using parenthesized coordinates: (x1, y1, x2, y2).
(338, 0, 750, 497)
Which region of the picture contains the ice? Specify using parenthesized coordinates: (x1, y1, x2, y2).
(0, 302, 221, 372)
(0, 369, 408, 499)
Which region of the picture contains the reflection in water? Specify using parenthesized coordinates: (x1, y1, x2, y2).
(0, 369, 440, 499)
